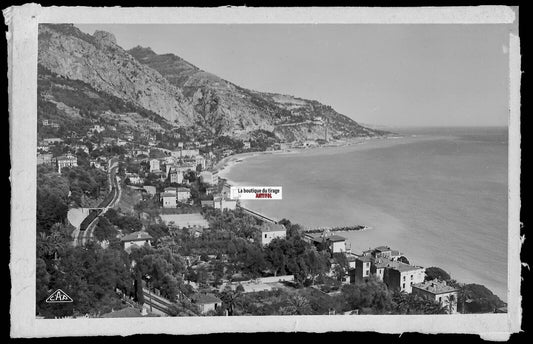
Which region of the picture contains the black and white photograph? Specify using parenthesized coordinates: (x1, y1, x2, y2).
(7, 5, 522, 338)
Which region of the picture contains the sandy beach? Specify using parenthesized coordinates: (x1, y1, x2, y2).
(215, 134, 439, 185)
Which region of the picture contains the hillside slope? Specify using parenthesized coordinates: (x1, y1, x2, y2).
(38, 24, 387, 141)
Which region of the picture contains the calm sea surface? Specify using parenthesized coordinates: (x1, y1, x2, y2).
(221, 127, 508, 300)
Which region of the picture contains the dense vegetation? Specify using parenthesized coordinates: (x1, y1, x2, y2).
(37, 65, 171, 137)
(36, 161, 505, 318)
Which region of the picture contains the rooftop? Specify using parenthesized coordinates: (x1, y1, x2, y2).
(161, 192, 177, 198)
(356, 255, 373, 263)
(121, 231, 153, 242)
(56, 154, 77, 160)
(326, 235, 346, 242)
(192, 293, 221, 305)
(382, 260, 423, 273)
(259, 222, 286, 233)
(177, 187, 190, 192)
(412, 279, 459, 294)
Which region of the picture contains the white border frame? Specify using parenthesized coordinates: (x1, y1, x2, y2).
(6, 5, 520, 339)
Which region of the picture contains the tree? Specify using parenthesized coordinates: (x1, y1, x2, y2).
(391, 292, 446, 315)
(341, 277, 394, 314)
(146, 224, 170, 242)
(219, 286, 243, 316)
(159, 274, 180, 302)
(93, 217, 117, 242)
(455, 283, 505, 314)
(37, 223, 71, 261)
(36, 258, 51, 309)
(280, 294, 312, 315)
(424, 267, 451, 281)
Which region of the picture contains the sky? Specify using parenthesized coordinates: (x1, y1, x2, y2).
(76, 24, 513, 127)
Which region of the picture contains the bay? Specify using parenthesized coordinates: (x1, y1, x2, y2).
(220, 127, 508, 301)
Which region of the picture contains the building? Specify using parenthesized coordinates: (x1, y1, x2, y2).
(133, 148, 150, 157)
(172, 149, 200, 158)
(199, 171, 219, 186)
(306, 233, 347, 254)
(149, 159, 161, 173)
(177, 187, 191, 202)
(169, 168, 184, 184)
(352, 255, 373, 282)
(90, 124, 105, 133)
(371, 257, 389, 282)
(161, 192, 177, 208)
(121, 231, 153, 252)
(362, 245, 404, 262)
(191, 293, 222, 314)
(200, 200, 215, 208)
(213, 196, 237, 210)
(205, 186, 218, 195)
(55, 154, 77, 173)
(72, 145, 89, 154)
(164, 187, 177, 194)
(412, 279, 459, 314)
(37, 153, 53, 165)
(126, 173, 143, 185)
(326, 235, 347, 253)
(382, 260, 425, 293)
(43, 138, 63, 145)
(243, 140, 251, 149)
(258, 222, 286, 246)
(195, 155, 206, 170)
(37, 142, 50, 152)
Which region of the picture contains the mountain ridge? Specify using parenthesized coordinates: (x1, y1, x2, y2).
(38, 24, 388, 141)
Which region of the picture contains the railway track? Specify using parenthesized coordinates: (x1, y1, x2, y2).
(142, 289, 174, 315)
(77, 158, 120, 246)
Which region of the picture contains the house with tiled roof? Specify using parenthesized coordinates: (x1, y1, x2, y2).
(161, 192, 177, 208)
(412, 279, 459, 313)
(362, 245, 404, 262)
(121, 231, 153, 252)
(177, 187, 191, 202)
(191, 293, 222, 314)
(305, 233, 347, 254)
(382, 260, 425, 293)
(349, 247, 425, 293)
(258, 222, 286, 246)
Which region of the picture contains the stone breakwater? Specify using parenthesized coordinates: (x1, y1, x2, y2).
(303, 225, 370, 233)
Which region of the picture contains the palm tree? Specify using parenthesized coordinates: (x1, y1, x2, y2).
(457, 284, 474, 314)
(37, 224, 69, 260)
(220, 286, 242, 316)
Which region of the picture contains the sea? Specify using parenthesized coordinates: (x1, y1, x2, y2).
(220, 127, 509, 301)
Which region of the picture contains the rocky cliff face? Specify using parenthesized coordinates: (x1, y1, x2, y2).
(38, 24, 386, 141)
(38, 24, 196, 126)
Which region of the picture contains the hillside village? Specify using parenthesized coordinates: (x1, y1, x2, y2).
(36, 119, 506, 318)
(35, 23, 506, 319)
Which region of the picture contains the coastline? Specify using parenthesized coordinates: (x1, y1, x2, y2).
(212, 131, 508, 301)
(214, 134, 407, 183)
